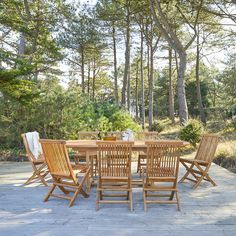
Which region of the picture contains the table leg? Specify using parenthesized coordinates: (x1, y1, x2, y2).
(85, 151, 94, 193)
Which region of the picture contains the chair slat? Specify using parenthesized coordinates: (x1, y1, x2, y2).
(40, 139, 90, 207)
(179, 134, 219, 188)
(96, 141, 133, 211)
(143, 141, 182, 211)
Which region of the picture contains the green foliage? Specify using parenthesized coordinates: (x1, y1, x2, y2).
(111, 110, 141, 132)
(179, 119, 204, 147)
(150, 120, 164, 133)
(96, 116, 113, 134)
(0, 79, 140, 148)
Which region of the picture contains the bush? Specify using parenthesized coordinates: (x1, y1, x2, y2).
(150, 120, 164, 133)
(96, 116, 112, 134)
(179, 119, 204, 147)
(111, 110, 141, 132)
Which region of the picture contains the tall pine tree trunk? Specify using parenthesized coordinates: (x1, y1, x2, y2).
(135, 60, 139, 119)
(18, 32, 26, 56)
(112, 22, 118, 104)
(127, 66, 131, 112)
(140, 29, 145, 130)
(177, 52, 188, 124)
(196, 27, 206, 124)
(87, 62, 90, 95)
(148, 46, 154, 130)
(92, 57, 96, 101)
(81, 48, 85, 93)
(121, 2, 131, 107)
(168, 47, 175, 124)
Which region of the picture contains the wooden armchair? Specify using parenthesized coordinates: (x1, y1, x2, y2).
(136, 131, 159, 175)
(40, 139, 90, 207)
(21, 133, 49, 186)
(179, 134, 219, 189)
(96, 141, 134, 211)
(143, 141, 183, 211)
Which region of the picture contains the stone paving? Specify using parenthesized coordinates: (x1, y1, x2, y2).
(0, 162, 236, 236)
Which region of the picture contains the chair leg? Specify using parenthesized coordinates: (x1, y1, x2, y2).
(96, 189, 100, 211)
(38, 174, 48, 186)
(44, 184, 56, 202)
(205, 174, 217, 187)
(143, 189, 147, 212)
(68, 188, 80, 207)
(179, 162, 194, 183)
(169, 190, 175, 200)
(176, 191, 180, 211)
(137, 156, 140, 173)
(129, 190, 133, 211)
(24, 172, 37, 185)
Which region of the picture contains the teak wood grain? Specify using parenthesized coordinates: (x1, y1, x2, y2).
(40, 139, 91, 207)
(96, 141, 134, 211)
(179, 134, 219, 189)
(143, 141, 183, 211)
(21, 133, 49, 186)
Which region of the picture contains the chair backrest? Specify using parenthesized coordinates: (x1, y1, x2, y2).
(21, 133, 42, 162)
(97, 141, 133, 177)
(195, 134, 219, 163)
(39, 139, 76, 182)
(78, 131, 99, 140)
(137, 131, 159, 140)
(145, 141, 183, 178)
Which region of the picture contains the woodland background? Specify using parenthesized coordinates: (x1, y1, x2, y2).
(0, 0, 235, 168)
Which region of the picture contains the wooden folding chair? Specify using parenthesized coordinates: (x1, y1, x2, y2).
(143, 141, 183, 211)
(179, 134, 219, 189)
(96, 141, 133, 211)
(40, 139, 91, 207)
(21, 133, 49, 186)
(137, 131, 159, 175)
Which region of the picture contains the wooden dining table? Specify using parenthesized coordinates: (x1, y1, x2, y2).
(66, 140, 189, 192)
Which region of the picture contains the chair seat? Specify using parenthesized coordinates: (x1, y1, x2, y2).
(33, 158, 45, 164)
(180, 158, 209, 165)
(72, 164, 89, 174)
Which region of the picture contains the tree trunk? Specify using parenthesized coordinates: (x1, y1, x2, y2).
(148, 46, 154, 130)
(18, 32, 26, 56)
(127, 66, 131, 112)
(112, 22, 119, 105)
(92, 57, 96, 100)
(196, 28, 206, 124)
(87, 62, 90, 95)
(168, 47, 175, 124)
(135, 60, 139, 119)
(177, 52, 188, 124)
(140, 29, 145, 130)
(81, 48, 85, 93)
(121, 2, 131, 107)
(149, 0, 192, 125)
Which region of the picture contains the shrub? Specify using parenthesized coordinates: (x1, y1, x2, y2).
(150, 120, 164, 133)
(111, 110, 141, 132)
(96, 116, 112, 134)
(179, 119, 204, 147)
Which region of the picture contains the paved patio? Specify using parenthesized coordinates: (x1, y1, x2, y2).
(0, 162, 236, 236)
